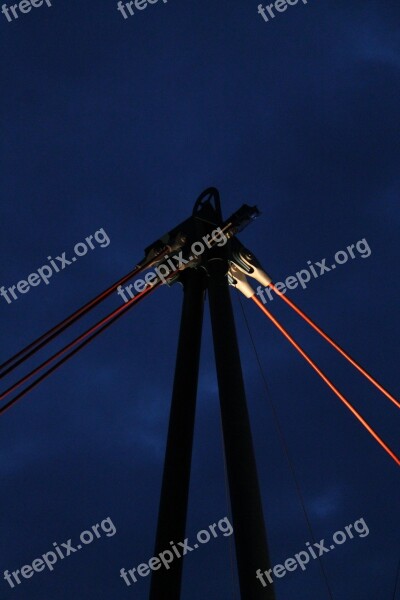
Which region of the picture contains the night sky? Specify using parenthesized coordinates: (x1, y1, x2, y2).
(1, 0, 399, 598)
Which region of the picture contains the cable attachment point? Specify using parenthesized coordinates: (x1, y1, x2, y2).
(228, 264, 255, 298)
(229, 241, 273, 287)
(139, 232, 188, 269)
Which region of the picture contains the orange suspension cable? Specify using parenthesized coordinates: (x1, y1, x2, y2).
(268, 283, 400, 410)
(0, 263, 148, 379)
(0, 281, 161, 413)
(252, 295, 400, 467)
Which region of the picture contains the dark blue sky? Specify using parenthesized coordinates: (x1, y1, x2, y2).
(1, 0, 399, 598)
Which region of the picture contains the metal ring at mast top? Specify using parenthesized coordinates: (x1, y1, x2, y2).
(193, 187, 222, 221)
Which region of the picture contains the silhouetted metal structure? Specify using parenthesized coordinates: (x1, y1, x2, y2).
(2, 188, 398, 600)
(149, 189, 275, 600)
